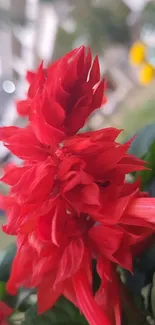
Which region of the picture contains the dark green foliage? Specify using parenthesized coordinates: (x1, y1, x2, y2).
(22, 297, 88, 325)
(0, 243, 16, 282)
(128, 124, 155, 190)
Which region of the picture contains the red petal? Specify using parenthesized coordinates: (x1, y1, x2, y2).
(64, 279, 78, 307)
(63, 171, 93, 193)
(91, 79, 106, 110)
(1, 165, 30, 185)
(44, 99, 65, 129)
(89, 225, 124, 258)
(64, 127, 123, 153)
(26, 70, 36, 84)
(83, 47, 92, 79)
(0, 126, 19, 141)
(28, 61, 45, 98)
(38, 273, 62, 313)
(12, 159, 55, 204)
(32, 251, 60, 286)
(55, 238, 85, 284)
(127, 198, 155, 223)
(73, 269, 111, 325)
(30, 95, 65, 146)
(89, 56, 100, 86)
(0, 126, 47, 161)
(82, 183, 100, 207)
(94, 143, 132, 173)
(51, 201, 68, 246)
(0, 301, 12, 318)
(16, 99, 30, 116)
(96, 258, 121, 325)
(63, 46, 85, 91)
(6, 241, 34, 294)
(96, 188, 138, 224)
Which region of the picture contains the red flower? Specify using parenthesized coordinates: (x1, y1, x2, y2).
(16, 46, 106, 142)
(0, 301, 12, 325)
(1, 47, 155, 325)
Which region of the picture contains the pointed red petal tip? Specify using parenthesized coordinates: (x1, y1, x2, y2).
(128, 198, 155, 223)
(86, 47, 92, 59)
(39, 60, 44, 70)
(71, 46, 85, 61)
(77, 45, 86, 53)
(26, 70, 36, 84)
(103, 78, 107, 90)
(124, 135, 137, 150)
(89, 55, 100, 86)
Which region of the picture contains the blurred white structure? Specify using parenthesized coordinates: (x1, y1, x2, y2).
(10, 0, 59, 79)
(0, 0, 60, 162)
(122, 0, 150, 12)
(0, 0, 75, 162)
(0, 0, 59, 81)
(34, 2, 58, 65)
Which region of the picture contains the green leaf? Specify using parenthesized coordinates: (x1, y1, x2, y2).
(22, 297, 88, 325)
(127, 125, 155, 190)
(0, 243, 16, 282)
(0, 281, 6, 299)
(128, 124, 155, 158)
(145, 179, 155, 197)
(131, 141, 155, 190)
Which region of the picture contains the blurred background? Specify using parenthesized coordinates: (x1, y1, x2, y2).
(0, 0, 155, 247)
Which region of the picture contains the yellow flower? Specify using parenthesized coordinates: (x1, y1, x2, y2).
(129, 41, 146, 65)
(139, 64, 155, 85)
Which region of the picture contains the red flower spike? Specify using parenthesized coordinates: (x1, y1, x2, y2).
(15, 47, 106, 138)
(1, 47, 155, 325)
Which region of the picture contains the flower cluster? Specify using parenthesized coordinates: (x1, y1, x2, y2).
(1, 46, 155, 325)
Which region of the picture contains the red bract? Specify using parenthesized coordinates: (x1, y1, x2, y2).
(0, 126, 147, 235)
(1, 48, 155, 325)
(0, 301, 12, 325)
(1, 124, 155, 325)
(16, 46, 106, 143)
(4, 184, 155, 325)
